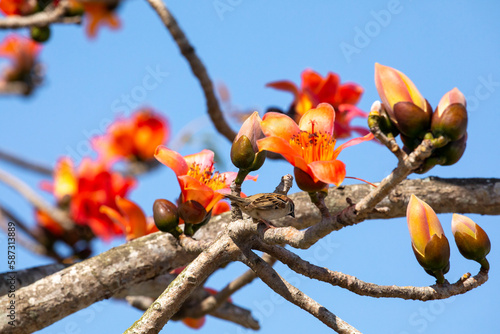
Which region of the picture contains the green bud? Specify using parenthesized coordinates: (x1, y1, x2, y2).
(434, 133, 467, 166)
(231, 135, 255, 169)
(30, 26, 51, 43)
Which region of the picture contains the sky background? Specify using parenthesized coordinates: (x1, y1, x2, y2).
(1, 0, 499, 333)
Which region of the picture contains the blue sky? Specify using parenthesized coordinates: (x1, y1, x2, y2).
(1, 1, 499, 333)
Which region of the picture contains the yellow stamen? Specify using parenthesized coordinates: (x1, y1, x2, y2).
(188, 163, 227, 190)
(289, 128, 337, 164)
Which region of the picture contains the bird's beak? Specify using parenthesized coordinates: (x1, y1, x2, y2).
(289, 211, 295, 218)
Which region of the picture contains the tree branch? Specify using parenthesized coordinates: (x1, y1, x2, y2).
(0, 167, 74, 230)
(145, 0, 237, 142)
(0, 3, 81, 29)
(0, 149, 53, 176)
(258, 242, 489, 300)
(124, 233, 240, 334)
(1, 177, 498, 332)
(239, 249, 361, 334)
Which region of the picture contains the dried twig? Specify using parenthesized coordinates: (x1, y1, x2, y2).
(0, 149, 52, 176)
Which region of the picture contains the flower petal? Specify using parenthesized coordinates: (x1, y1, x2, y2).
(257, 136, 308, 171)
(308, 160, 346, 186)
(298, 103, 335, 135)
(115, 197, 148, 239)
(261, 112, 300, 141)
(266, 80, 300, 99)
(184, 149, 215, 172)
(155, 146, 189, 176)
(178, 175, 214, 209)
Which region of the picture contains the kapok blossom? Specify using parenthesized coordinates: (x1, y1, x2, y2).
(92, 109, 169, 162)
(0, 0, 36, 16)
(257, 103, 373, 191)
(155, 147, 257, 214)
(101, 197, 159, 241)
(78, 1, 121, 38)
(0, 34, 41, 84)
(40, 157, 136, 240)
(267, 68, 368, 139)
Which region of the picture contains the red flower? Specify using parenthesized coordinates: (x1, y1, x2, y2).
(92, 109, 169, 163)
(0, 34, 41, 84)
(257, 103, 373, 191)
(267, 69, 368, 139)
(80, 1, 121, 38)
(0, 0, 36, 16)
(155, 147, 257, 214)
(101, 197, 158, 241)
(41, 157, 136, 240)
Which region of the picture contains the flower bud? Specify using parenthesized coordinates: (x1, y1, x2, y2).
(153, 199, 179, 232)
(30, 26, 51, 43)
(452, 214, 490, 270)
(393, 99, 432, 138)
(178, 200, 207, 225)
(431, 88, 467, 141)
(231, 112, 266, 170)
(435, 133, 467, 166)
(374, 63, 430, 126)
(407, 194, 450, 282)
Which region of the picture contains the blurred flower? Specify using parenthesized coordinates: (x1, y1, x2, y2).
(257, 103, 373, 192)
(155, 147, 257, 217)
(41, 157, 136, 240)
(374, 63, 431, 138)
(92, 109, 169, 163)
(0, 34, 41, 89)
(0, 0, 36, 16)
(451, 214, 490, 270)
(35, 209, 64, 237)
(406, 194, 450, 282)
(80, 1, 121, 38)
(231, 111, 266, 171)
(101, 197, 158, 241)
(431, 87, 468, 141)
(267, 69, 368, 139)
(212, 200, 230, 215)
(181, 287, 232, 329)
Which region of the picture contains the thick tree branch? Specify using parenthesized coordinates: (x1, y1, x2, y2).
(124, 233, 240, 334)
(1, 177, 498, 332)
(239, 249, 361, 334)
(145, 0, 237, 142)
(258, 242, 489, 300)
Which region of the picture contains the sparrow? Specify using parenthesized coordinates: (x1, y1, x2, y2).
(223, 193, 295, 225)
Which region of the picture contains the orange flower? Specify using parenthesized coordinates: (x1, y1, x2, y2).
(267, 69, 368, 139)
(0, 34, 41, 84)
(257, 103, 373, 191)
(81, 1, 121, 38)
(181, 287, 232, 329)
(92, 109, 169, 163)
(41, 157, 136, 240)
(35, 209, 65, 237)
(155, 147, 257, 214)
(0, 0, 36, 16)
(101, 197, 158, 241)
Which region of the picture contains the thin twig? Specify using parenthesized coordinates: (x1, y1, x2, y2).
(0, 149, 54, 176)
(239, 249, 361, 334)
(258, 242, 489, 301)
(145, 0, 237, 142)
(0, 167, 73, 230)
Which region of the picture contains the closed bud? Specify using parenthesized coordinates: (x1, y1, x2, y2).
(452, 214, 491, 271)
(393, 99, 432, 138)
(432, 88, 468, 141)
(153, 199, 179, 232)
(435, 133, 467, 166)
(231, 111, 266, 170)
(30, 26, 51, 43)
(407, 194, 450, 283)
(374, 63, 430, 126)
(178, 200, 207, 225)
